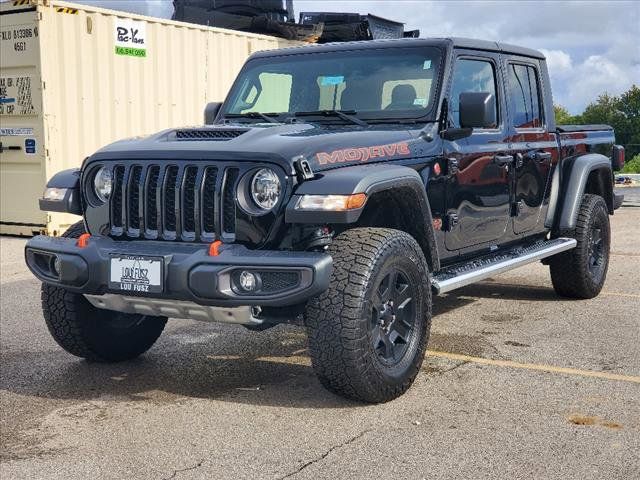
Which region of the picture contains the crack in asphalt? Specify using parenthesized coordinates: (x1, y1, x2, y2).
(278, 429, 372, 479)
(161, 459, 206, 480)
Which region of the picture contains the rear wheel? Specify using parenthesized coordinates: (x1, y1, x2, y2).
(41, 222, 167, 362)
(305, 228, 431, 403)
(549, 194, 611, 299)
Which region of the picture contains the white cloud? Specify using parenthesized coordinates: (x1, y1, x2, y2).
(540, 50, 573, 74)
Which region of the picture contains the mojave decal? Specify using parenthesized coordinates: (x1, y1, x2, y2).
(316, 142, 411, 166)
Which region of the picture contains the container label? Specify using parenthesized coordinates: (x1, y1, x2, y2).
(0, 25, 38, 56)
(0, 76, 36, 116)
(25, 138, 36, 155)
(0, 127, 34, 136)
(114, 20, 147, 58)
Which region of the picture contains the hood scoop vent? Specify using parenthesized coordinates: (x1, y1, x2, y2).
(174, 129, 248, 141)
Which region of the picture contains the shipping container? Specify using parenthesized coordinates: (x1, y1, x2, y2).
(0, 0, 301, 236)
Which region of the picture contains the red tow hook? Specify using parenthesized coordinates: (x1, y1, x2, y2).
(208, 240, 223, 256)
(76, 233, 91, 248)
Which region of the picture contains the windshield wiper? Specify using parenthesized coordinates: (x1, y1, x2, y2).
(223, 112, 280, 124)
(294, 110, 368, 127)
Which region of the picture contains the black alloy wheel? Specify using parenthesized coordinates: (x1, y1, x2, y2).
(370, 268, 417, 366)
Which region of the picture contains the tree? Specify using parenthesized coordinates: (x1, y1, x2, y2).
(579, 85, 640, 158)
(554, 105, 575, 125)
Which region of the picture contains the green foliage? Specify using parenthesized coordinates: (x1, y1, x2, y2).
(583, 85, 639, 158)
(621, 154, 640, 174)
(553, 105, 576, 125)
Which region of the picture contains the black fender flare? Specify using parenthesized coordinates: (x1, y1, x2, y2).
(285, 163, 440, 271)
(547, 153, 613, 231)
(39, 168, 82, 215)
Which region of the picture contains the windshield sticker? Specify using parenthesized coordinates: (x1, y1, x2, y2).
(316, 142, 411, 166)
(320, 76, 345, 86)
(413, 98, 427, 106)
(423, 60, 432, 70)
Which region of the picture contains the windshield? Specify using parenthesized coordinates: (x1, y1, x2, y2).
(222, 46, 443, 122)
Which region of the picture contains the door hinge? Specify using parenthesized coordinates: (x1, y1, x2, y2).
(447, 158, 459, 175)
(512, 200, 525, 216)
(293, 156, 314, 181)
(515, 153, 524, 168)
(445, 213, 459, 231)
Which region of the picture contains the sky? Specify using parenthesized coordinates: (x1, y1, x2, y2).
(73, 1, 640, 114)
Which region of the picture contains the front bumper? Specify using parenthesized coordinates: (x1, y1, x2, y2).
(25, 235, 332, 307)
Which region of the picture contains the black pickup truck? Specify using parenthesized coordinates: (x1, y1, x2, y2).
(26, 38, 626, 403)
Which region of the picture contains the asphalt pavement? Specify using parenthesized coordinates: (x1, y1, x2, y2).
(1, 194, 638, 480)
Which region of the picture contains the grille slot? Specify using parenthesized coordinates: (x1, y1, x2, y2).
(163, 166, 179, 238)
(221, 168, 239, 240)
(145, 166, 160, 236)
(106, 162, 255, 242)
(201, 167, 218, 239)
(110, 166, 125, 234)
(127, 165, 143, 234)
(181, 166, 198, 240)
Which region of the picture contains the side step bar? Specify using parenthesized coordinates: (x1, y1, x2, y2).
(431, 238, 577, 295)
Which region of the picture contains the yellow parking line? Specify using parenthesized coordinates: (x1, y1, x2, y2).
(254, 351, 640, 384)
(602, 291, 640, 299)
(427, 350, 640, 384)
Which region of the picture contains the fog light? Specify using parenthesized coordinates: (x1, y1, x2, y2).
(239, 271, 258, 292)
(52, 256, 62, 278)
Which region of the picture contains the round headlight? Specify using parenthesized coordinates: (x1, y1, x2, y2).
(93, 167, 113, 203)
(250, 168, 281, 211)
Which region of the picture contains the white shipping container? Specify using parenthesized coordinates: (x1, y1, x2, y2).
(0, 0, 300, 235)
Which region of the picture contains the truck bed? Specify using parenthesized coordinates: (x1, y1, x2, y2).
(557, 124, 615, 158)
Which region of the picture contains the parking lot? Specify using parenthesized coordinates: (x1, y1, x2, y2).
(1, 192, 638, 480)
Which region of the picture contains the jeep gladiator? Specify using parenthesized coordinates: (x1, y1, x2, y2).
(25, 38, 626, 403)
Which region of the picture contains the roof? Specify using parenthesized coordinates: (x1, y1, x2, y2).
(251, 37, 545, 60)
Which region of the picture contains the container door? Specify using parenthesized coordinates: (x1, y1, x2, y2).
(0, 3, 45, 235)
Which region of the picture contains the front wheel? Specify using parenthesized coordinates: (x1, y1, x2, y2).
(549, 194, 611, 299)
(305, 228, 432, 403)
(40, 221, 167, 362)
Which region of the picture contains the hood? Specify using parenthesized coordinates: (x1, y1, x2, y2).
(90, 122, 441, 174)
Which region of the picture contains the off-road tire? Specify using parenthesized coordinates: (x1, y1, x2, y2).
(549, 194, 610, 299)
(305, 228, 432, 403)
(41, 222, 167, 362)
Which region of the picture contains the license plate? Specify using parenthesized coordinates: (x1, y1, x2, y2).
(109, 255, 163, 294)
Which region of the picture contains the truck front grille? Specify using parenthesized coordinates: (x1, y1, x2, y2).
(107, 162, 245, 242)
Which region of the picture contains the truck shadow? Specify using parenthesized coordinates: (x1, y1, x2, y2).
(1, 279, 564, 409)
(455, 280, 567, 302)
(1, 322, 357, 409)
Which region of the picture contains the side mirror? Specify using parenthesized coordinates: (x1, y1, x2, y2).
(459, 92, 496, 129)
(204, 102, 222, 125)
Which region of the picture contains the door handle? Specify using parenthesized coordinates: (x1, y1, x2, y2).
(493, 154, 514, 166)
(533, 151, 552, 162)
(525, 151, 552, 162)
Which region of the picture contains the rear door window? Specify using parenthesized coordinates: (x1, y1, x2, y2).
(507, 63, 543, 128)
